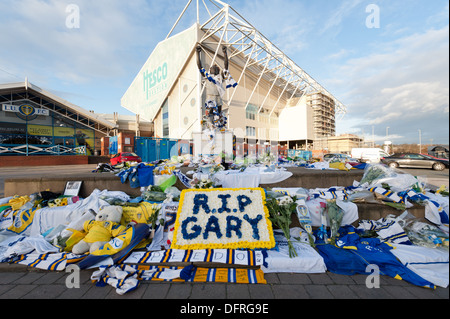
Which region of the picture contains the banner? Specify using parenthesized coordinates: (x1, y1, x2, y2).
(28, 125, 53, 136)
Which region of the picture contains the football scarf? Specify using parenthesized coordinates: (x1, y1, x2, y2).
(358, 218, 412, 245)
(10, 252, 87, 271)
(174, 170, 193, 189)
(401, 189, 449, 225)
(368, 186, 404, 203)
(309, 188, 349, 201)
(123, 248, 267, 267)
(92, 264, 266, 295)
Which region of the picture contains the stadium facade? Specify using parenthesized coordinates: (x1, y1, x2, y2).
(121, 0, 346, 150)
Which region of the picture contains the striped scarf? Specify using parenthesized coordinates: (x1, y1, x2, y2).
(92, 264, 266, 295)
(358, 218, 412, 245)
(310, 188, 349, 201)
(10, 252, 88, 271)
(174, 170, 193, 189)
(123, 248, 267, 268)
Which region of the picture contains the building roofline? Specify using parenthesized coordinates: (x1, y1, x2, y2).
(169, 0, 347, 117)
(0, 80, 116, 131)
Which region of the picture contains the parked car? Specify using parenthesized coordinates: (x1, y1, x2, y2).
(110, 152, 142, 165)
(323, 153, 360, 163)
(381, 153, 449, 171)
(351, 148, 390, 164)
(420, 153, 448, 161)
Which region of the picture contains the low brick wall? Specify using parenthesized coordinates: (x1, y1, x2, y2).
(5, 166, 365, 198)
(4, 173, 141, 198)
(3, 166, 425, 222)
(0, 155, 89, 167)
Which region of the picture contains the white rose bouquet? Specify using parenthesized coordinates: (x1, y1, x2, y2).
(266, 195, 298, 258)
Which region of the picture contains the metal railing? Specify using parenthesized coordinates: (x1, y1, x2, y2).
(0, 144, 87, 156)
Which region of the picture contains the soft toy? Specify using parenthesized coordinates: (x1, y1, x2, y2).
(72, 206, 127, 255)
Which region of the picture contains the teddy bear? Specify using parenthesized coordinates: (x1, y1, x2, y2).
(72, 205, 127, 255)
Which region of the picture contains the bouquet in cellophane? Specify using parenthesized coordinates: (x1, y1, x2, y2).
(327, 200, 344, 245)
(266, 195, 298, 258)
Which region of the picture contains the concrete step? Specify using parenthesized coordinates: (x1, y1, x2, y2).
(4, 166, 424, 222)
(5, 167, 364, 198)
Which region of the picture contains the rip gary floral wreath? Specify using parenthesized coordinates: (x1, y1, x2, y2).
(171, 188, 276, 250)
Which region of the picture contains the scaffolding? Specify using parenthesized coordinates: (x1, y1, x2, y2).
(308, 92, 336, 146)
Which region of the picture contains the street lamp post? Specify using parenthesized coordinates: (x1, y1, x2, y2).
(418, 129, 422, 153)
(372, 126, 375, 147)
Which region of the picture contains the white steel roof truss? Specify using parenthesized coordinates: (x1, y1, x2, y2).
(258, 65, 285, 113)
(228, 43, 256, 107)
(268, 72, 295, 116)
(243, 55, 272, 111)
(172, 0, 347, 116)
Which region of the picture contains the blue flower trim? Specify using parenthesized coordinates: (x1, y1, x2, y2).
(226, 216, 243, 239)
(218, 194, 231, 213)
(193, 194, 211, 214)
(237, 195, 252, 212)
(181, 216, 202, 240)
(243, 214, 263, 240)
(203, 215, 223, 240)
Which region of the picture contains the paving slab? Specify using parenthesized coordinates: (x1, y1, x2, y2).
(349, 285, 394, 299)
(271, 284, 309, 299)
(326, 284, 359, 299)
(303, 284, 334, 299)
(0, 272, 26, 285)
(327, 272, 357, 285)
(57, 285, 92, 299)
(0, 284, 37, 299)
(166, 283, 194, 299)
(277, 273, 312, 285)
(405, 286, 445, 299)
(248, 284, 275, 299)
(141, 283, 171, 299)
(226, 284, 251, 299)
(308, 273, 334, 285)
(81, 284, 115, 299)
(21, 284, 69, 299)
(191, 283, 227, 299)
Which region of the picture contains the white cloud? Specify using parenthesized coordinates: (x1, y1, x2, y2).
(0, 0, 170, 85)
(320, 0, 363, 35)
(325, 49, 353, 61)
(231, 0, 312, 55)
(333, 25, 449, 143)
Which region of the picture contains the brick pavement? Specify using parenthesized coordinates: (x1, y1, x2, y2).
(0, 264, 448, 300)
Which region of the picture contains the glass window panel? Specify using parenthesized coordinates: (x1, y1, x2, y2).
(27, 136, 53, 145)
(0, 134, 26, 145)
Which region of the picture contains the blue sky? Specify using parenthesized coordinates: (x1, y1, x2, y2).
(0, 0, 448, 144)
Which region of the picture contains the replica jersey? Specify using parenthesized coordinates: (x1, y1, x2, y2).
(316, 226, 436, 289)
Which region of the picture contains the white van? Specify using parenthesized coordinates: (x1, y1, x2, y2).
(351, 148, 390, 164)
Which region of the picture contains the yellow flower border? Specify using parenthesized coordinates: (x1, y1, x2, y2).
(171, 187, 276, 250)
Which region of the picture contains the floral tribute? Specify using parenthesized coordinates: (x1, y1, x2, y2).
(265, 195, 298, 258)
(171, 188, 276, 250)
